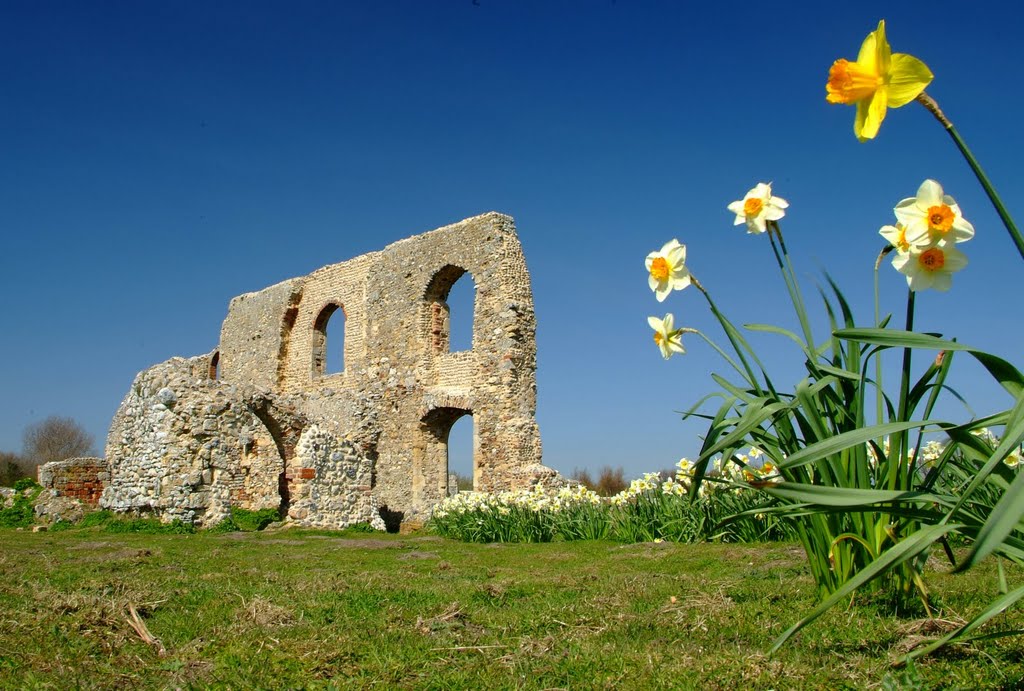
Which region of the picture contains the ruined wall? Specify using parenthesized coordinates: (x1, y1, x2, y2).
(102, 212, 551, 528)
(38, 457, 108, 505)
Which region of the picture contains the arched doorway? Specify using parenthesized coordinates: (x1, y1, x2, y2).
(413, 406, 475, 508)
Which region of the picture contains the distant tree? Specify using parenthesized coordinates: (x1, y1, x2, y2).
(569, 467, 595, 490)
(453, 472, 474, 492)
(595, 466, 628, 496)
(22, 416, 95, 468)
(0, 451, 33, 487)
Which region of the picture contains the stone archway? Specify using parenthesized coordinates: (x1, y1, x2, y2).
(412, 406, 474, 511)
(244, 393, 309, 518)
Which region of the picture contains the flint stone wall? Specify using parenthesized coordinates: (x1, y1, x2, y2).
(102, 212, 553, 528)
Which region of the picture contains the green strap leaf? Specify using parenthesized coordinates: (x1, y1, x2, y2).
(779, 420, 936, 471)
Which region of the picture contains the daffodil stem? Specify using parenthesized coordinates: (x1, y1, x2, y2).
(917, 92, 1024, 263)
(688, 329, 748, 381)
(873, 247, 890, 430)
(692, 277, 764, 396)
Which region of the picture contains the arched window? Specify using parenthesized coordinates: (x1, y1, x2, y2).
(424, 265, 476, 354)
(312, 303, 345, 376)
(209, 351, 220, 380)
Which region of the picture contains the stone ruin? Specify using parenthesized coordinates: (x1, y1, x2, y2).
(88, 212, 555, 529)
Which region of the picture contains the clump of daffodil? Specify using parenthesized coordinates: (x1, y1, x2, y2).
(647, 313, 686, 359)
(826, 20, 933, 141)
(895, 179, 975, 248)
(882, 180, 972, 292)
(645, 239, 691, 301)
(727, 183, 788, 234)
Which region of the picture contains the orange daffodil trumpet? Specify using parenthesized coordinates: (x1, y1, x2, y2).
(826, 20, 933, 141)
(727, 183, 788, 234)
(645, 239, 691, 301)
(895, 179, 975, 248)
(882, 180, 972, 292)
(648, 314, 686, 360)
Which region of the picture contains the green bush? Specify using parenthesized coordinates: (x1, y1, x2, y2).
(226, 507, 279, 532)
(0, 495, 35, 529)
(12, 478, 39, 492)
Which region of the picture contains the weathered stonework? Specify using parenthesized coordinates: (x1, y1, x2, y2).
(38, 457, 108, 505)
(101, 213, 554, 528)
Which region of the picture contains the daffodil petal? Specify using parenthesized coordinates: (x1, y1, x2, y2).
(873, 20, 891, 76)
(951, 216, 975, 241)
(886, 53, 933, 107)
(647, 316, 662, 330)
(943, 246, 969, 272)
(856, 21, 881, 73)
(916, 180, 944, 207)
(891, 251, 911, 272)
(930, 272, 952, 292)
(855, 89, 887, 141)
(879, 224, 903, 247)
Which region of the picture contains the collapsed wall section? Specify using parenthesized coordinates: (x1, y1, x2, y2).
(101, 355, 284, 525)
(38, 457, 108, 505)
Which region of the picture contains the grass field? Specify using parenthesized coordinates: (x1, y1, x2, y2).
(1, 527, 1022, 689)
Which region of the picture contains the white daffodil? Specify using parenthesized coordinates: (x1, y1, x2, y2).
(727, 183, 789, 234)
(895, 180, 975, 249)
(891, 241, 968, 292)
(879, 223, 911, 253)
(1005, 449, 1022, 469)
(645, 239, 691, 302)
(648, 314, 686, 359)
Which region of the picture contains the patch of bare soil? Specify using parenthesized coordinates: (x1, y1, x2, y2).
(68, 540, 114, 550)
(82, 548, 157, 562)
(397, 550, 440, 560)
(325, 538, 402, 549)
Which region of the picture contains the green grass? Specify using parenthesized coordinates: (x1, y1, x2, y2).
(0, 528, 1022, 689)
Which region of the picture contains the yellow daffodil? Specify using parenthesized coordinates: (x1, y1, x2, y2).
(894, 179, 975, 248)
(826, 20, 933, 141)
(891, 240, 968, 292)
(727, 183, 788, 234)
(645, 239, 691, 302)
(647, 314, 686, 359)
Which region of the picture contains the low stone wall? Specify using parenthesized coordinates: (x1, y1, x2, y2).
(38, 457, 108, 505)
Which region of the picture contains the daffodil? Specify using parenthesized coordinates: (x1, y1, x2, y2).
(894, 179, 975, 248)
(645, 239, 691, 301)
(879, 223, 910, 253)
(727, 183, 788, 234)
(648, 314, 686, 359)
(891, 241, 968, 292)
(826, 20, 933, 141)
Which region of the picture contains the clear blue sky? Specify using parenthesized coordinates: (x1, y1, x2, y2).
(2, 1, 1022, 479)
